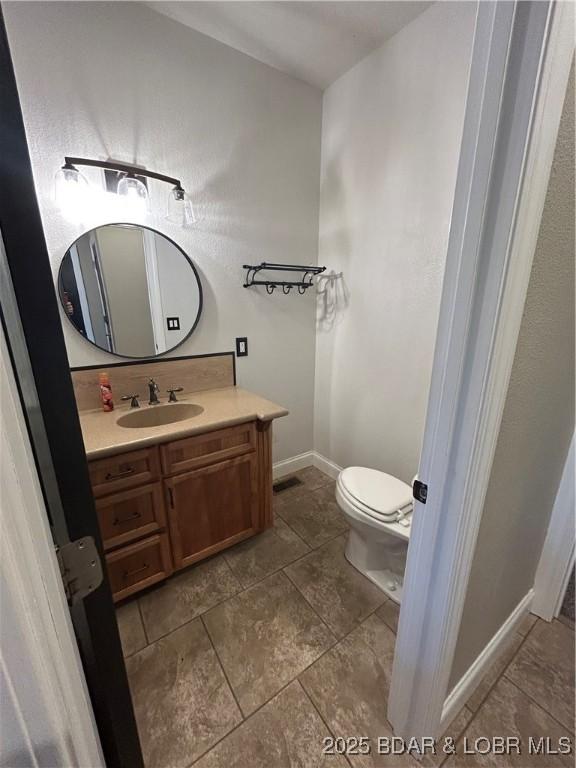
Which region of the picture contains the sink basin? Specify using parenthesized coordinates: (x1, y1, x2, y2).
(117, 403, 204, 429)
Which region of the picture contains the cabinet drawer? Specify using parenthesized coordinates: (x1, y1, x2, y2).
(89, 447, 160, 497)
(161, 422, 256, 476)
(96, 482, 166, 551)
(106, 534, 172, 603)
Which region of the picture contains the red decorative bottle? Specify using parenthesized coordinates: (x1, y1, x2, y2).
(99, 371, 114, 412)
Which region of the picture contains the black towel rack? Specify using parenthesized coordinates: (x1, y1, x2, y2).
(243, 262, 326, 294)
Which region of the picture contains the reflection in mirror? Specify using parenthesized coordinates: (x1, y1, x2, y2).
(58, 224, 202, 359)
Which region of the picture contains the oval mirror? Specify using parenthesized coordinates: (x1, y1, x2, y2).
(57, 224, 202, 359)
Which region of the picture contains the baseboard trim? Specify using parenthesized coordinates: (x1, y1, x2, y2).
(272, 451, 315, 480)
(441, 589, 534, 730)
(272, 451, 343, 481)
(311, 452, 342, 480)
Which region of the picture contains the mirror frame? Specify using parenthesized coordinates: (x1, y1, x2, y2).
(57, 223, 203, 360)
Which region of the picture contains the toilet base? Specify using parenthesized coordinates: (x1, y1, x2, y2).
(362, 566, 404, 604)
(346, 559, 404, 604)
(344, 528, 406, 604)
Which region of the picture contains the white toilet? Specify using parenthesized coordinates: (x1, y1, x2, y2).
(336, 466, 413, 604)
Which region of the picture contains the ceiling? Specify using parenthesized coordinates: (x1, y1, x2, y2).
(147, 2, 433, 90)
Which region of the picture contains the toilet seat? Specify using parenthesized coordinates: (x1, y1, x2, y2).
(338, 467, 413, 523)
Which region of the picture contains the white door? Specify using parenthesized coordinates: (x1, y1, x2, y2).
(388, 0, 574, 739)
(0, 324, 104, 767)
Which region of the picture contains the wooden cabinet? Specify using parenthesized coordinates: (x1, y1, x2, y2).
(166, 454, 258, 570)
(89, 420, 273, 602)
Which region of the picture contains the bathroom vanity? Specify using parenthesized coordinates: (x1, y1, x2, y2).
(58, 222, 288, 601)
(88, 419, 273, 601)
(75, 363, 287, 602)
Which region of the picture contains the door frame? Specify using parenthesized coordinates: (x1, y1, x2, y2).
(388, 0, 574, 739)
(143, 228, 168, 354)
(0, 10, 144, 767)
(68, 243, 96, 341)
(532, 434, 575, 622)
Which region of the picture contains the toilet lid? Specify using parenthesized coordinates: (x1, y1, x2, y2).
(339, 467, 412, 519)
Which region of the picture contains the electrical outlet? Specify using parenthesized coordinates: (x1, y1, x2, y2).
(236, 337, 248, 357)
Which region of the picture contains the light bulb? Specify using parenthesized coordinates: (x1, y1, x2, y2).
(166, 186, 196, 227)
(54, 164, 90, 220)
(117, 174, 149, 215)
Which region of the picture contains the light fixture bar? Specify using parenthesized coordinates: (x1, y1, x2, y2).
(63, 157, 183, 189)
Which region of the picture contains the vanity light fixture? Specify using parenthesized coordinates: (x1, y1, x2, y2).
(55, 157, 196, 226)
(54, 161, 90, 216)
(166, 185, 196, 227)
(116, 172, 149, 214)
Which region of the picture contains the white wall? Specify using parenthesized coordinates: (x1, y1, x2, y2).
(314, 2, 476, 481)
(4, 1, 322, 462)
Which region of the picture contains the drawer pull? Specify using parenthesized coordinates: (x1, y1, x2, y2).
(123, 563, 149, 579)
(112, 511, 142, 526)
(105, 467, 135, 481)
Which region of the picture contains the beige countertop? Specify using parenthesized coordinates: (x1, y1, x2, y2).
(79, 386, 288, 460)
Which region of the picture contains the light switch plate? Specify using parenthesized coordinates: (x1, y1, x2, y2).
(166, 317, 180, 331)
(236, 337, 248, 357)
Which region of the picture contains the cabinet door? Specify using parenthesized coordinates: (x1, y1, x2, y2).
(166, 454, 258, 570)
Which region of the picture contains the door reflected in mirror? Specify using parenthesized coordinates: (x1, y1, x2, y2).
(58, 224, 202, 358)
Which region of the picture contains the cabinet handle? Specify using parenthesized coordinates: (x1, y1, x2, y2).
(168, 487, 175, 508)
(123, 563, 149, 579)
(112, 511, 142, 526)
(105, 467, 135, 481)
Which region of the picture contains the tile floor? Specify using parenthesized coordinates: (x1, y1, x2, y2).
(116, 467, 575, 768)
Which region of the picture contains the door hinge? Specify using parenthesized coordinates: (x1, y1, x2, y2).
(413, 479, 428, 505)
(56, 536, 103, 605)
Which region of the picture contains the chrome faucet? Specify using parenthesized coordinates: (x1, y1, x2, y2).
(148, 378, 160, 405)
